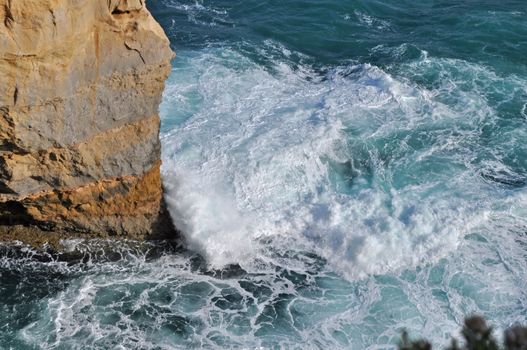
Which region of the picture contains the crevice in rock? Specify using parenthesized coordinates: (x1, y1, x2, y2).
(124, 41, 146, 64)
(0, 155, 13, 180)
(13, 86, 18, 105)
(109, 0, 144, 15)
(149, 196, 179, 239)
(0, 182, 15, 194)
(49, 9, 57, 35)
(4, 0, 13, 29)
(0, 201, 34, 225)
(112, 8, 129, 15)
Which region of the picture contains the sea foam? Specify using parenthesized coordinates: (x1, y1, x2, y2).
(160, 45, 527, 278)
(3, 43, 526, 349)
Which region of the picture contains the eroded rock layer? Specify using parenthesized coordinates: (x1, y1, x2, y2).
(0, 0, 175, 238)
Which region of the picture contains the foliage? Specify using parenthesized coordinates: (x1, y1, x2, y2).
(399, 316, 527, 350)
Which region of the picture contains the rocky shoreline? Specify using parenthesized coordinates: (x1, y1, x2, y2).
(0, 0, 176, 245)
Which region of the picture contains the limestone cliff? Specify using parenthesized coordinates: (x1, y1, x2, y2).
(0, 0, 175, 240)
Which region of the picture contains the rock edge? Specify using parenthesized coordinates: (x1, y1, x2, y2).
(0, 0, 176, 244)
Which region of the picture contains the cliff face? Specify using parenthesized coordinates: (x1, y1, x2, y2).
(0, 0, 175, 239)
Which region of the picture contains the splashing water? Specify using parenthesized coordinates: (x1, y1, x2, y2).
(2, 0, 527, 348)
(161, 46, 527, 279)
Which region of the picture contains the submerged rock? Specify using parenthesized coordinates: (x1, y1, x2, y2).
(0, 0, 175, 242)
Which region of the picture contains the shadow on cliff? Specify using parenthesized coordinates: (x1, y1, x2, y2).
(149, 196, 181, 241)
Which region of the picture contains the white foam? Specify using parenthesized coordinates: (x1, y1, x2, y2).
(164, 0, 228, 27)
(160, 46, 527, 279)
(354, 10, 391, 30)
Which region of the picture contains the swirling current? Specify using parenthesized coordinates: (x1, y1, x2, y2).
(1, 1, 527, 349)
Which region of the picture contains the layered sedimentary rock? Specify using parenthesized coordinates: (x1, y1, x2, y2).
(0, 0, 175, 239)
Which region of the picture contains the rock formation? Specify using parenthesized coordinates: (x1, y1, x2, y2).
(0, 0, 175, 240)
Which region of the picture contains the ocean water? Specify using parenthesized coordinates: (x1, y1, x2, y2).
(2, 1, 527, 349)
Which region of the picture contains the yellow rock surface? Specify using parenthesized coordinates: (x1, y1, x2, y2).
(0, 0, 175, 241)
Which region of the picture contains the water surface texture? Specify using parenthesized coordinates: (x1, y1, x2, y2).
(2, 1, 527, 348)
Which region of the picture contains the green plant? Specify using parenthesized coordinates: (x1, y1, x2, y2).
(399, 316, 527, 350)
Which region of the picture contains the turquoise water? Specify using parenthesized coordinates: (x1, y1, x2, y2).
(2, 1, 527, 349)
